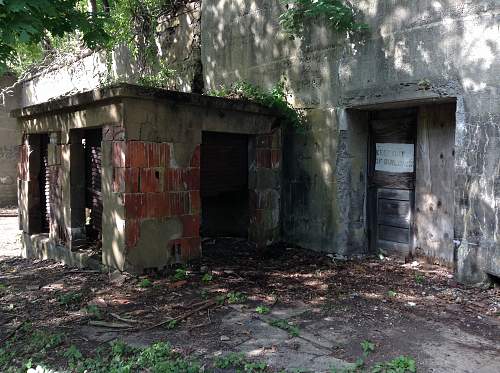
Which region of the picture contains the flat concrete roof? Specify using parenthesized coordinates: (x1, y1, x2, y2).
(11, 84, 280, 119)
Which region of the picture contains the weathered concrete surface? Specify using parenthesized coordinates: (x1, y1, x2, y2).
(0, 74, 19, 206)
(0, 215, 20, 258)
(201, 0, 500, 283)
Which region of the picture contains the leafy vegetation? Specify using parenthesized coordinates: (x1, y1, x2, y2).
(173, 267, 188, 281)
(138, 278, 153, 288)
(209, 80, 305, 130)
(201, 273, 213, 284)
(0, 0, 109, 73)
(57, 291, 82, 306)
(372, 356, 416, 373)
(255, 305, 271, 314)
(214, 352, 267, 372)
(361, 340, 375, 357)
(269, 318, 300, 337)
(279, 0, 368, 39)
(226, 291, 247, 304)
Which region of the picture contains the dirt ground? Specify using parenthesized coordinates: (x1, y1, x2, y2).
(0, 215, 499, 372)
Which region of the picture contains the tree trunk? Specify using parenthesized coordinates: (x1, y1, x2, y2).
(102, 0, 110, 14)
(88, 0, 97, 14)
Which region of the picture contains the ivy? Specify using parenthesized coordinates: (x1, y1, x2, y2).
(208, 80, 305, 130)
(279, 0, 368, 38)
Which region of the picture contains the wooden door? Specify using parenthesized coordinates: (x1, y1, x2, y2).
(369, 114, 416, 255)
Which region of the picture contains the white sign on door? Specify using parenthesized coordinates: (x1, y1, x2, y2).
(375, 143, 414, 173)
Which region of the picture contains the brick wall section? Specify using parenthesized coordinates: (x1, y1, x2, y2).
(109, 127, 202, 264)
(249, 128, 282, 247)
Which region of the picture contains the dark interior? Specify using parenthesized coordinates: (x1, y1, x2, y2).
(83, 128, 103, 244)
(200, 132, 249, 238)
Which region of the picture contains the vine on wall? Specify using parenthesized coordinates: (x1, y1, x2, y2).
(279, 0, 368, 38)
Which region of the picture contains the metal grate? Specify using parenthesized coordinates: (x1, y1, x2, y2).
(84, 129, 103, 238)
(39, 135, 50, 232)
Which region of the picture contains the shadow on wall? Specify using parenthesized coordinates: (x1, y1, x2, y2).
(201, 0, 500, 269)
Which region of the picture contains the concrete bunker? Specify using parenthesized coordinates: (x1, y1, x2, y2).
(13, 84, 281, 273)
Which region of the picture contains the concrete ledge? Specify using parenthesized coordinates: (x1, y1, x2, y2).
(21, 232, 101, 270)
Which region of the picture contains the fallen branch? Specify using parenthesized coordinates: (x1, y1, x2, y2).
(144, 299, 217, 331)
(89, 320, 133, 329)
(110, 313, 140, 324)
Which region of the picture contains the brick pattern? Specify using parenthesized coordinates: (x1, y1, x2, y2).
(250, 129, 282, 247)
(110, 133, 201, 261)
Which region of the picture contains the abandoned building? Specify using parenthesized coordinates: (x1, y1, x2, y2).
(12, 85, 281, 273)
(3, 1, 499, 284)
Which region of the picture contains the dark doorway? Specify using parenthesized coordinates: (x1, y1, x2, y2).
(201, 132, 249, 238)
(84, 128, 103, 244)
(69, 128, 103, 249)
(368, 109, 417, 255)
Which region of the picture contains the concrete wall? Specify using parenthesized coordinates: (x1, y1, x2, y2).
(0, 74, 19, 206)
(201, 0, 500, 282)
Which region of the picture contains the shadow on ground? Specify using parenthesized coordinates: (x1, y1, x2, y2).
(0, 234, 499, 372)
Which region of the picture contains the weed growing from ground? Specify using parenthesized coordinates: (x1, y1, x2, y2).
(138, 278, 153, 288)
(372, 356, 416, 373)
(269, 319, 300, 337)
(173, 268, 188, 281)
(387, 290, 397, 298)
(414, 274, 425, 284)
(255, 305, 271, 314)
(214, 352, 267, 372)
(227, 291, 247, 304)
(361, 340, 375, 357)
(57, 291, 82, 306)
(85, 304, 102, 319)
(201, 273, 213, 283)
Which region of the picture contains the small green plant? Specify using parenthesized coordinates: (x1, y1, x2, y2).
(244, 360, 268, 372)
(269, 319, 300, 337)
(387, 290, 397, 298)
(216, 294, 227, 305)
(255, 305, 271, 314)
(414, 274, 424, 284)
(137, 61, 176, 89)
(139, 278, 153, 288)
(208, 80, 305, 130)
(64, 345, 83, 369)
(173, 268, 188, 281)
(200, 289, 209, 300)
(58, 291, 82, 306)
(372, 356, 416, 373)
(166, 319, 178, 330)
(201, 273, 213, 284)
(227, 291, 247, 304)
(85, 304, 102, 319)
(278, 0, 368, 39)
(214, 352, 246, 369)
(361, 340, 375, 357)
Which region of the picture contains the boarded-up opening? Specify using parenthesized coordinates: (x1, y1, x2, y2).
(201, 132, 249, 237)
(39, 134, 50, 233)
(368, 108, 417, 255)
